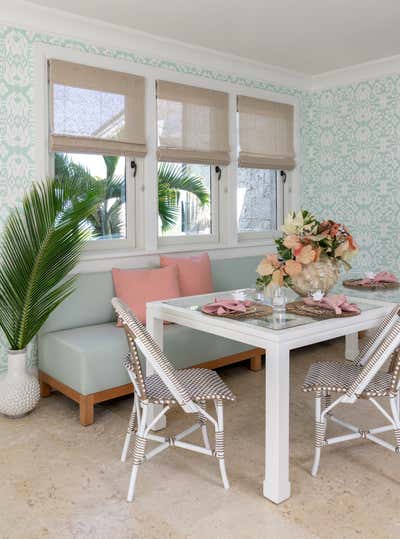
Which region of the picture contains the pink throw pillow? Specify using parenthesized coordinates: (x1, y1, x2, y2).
(112, 265, 180, 324)
(160, 253, 213, 297)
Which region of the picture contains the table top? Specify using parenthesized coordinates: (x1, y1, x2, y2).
(160, 289, 384, 331)
(333, 281, 400, 303)
(147, 289, 395, 351)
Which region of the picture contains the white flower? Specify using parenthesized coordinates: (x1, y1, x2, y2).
(281, 211, 304, 235)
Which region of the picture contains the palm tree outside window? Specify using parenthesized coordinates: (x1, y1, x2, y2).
(54, 154, 210, 241)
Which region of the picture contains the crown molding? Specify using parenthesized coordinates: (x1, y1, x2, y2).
(0, 1, 310, 91)
(311, 53, 400, 91)
(5, 2, 400, 95)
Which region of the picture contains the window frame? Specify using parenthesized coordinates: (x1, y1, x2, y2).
(35, 43, 300, 262)
(157, 162, 221, 248)
(236, 167, 286, 243)
(49, 152, 140, 251)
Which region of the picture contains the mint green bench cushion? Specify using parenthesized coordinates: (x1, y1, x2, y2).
(38, 322, 255, 395)
(41, 255, 262, 334)
(211, 255, 261, 292)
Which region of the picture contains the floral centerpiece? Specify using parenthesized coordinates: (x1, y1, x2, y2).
(256, 210, 358, 296)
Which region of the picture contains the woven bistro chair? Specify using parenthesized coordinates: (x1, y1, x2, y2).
(111, 297, 236, 502)
(303, 306, 400, 476)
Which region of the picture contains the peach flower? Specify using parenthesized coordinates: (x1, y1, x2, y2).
(257, 253, 282, 276)
(283, 234, 301, 250)
(348, 236, 358, 251)
(256, 259, 275, 276)
(284, 259, 302, 277)
(272, 268, 284, 286)
(265, 253, 281, 267)
(295, 245, 316, 265)
(334, 240, 349, 258)
(314, 247, 322, 262)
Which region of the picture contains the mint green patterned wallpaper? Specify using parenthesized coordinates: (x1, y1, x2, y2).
(302, 79, 400, 275)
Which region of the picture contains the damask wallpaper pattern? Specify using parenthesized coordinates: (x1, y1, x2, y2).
(302, 79, 400, 275)
(0, 23, 399, 372)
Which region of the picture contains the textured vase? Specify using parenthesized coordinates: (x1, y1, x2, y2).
(0, 350, 40, 418)
(290, 256, 340, 297)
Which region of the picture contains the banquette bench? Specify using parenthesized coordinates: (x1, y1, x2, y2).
(38, 255, 263, 425)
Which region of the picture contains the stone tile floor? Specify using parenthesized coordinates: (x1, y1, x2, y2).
(1, 338, 399, 539)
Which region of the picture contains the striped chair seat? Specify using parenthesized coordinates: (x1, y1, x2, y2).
(145, 368, 236, 404)
(303, 361, 393, 398)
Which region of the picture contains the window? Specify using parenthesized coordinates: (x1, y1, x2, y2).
(54, 152, 129, 241)
(156, 81, 229, 243)
(44, 52, 298, 253)
(237, 95, 295, 237)
(48, 59, 146, 248)
(237, 168, 278, 233)
(158, 162, 213, 238)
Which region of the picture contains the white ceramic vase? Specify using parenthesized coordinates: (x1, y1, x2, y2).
(0, 349, 40, 418)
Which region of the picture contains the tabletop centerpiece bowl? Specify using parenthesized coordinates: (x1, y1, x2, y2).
(256, 210, 358, 297)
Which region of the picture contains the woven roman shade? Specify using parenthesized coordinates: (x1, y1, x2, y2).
(237, 95, 295, 170)
(49, 59, 147, 156)
(157, 80, 230, 166)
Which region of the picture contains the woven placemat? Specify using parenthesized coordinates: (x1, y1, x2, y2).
(201, 302, 272, 319)
(343, 278, 399, 290)
(286, 300, 360, 319)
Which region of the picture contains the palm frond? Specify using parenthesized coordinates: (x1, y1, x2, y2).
(0, 177, 101, 350)
(158, 162, 210, 231)
(158, 162, 210, 205)
(102, 155, 120, 179)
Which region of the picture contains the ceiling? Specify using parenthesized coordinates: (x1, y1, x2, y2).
(27, 0, 400, 75)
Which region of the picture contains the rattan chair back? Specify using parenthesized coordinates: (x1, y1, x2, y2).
(346, 308, 400, 399)
(112, 298, 198, 412)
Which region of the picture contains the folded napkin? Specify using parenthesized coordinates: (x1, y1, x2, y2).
(202, 298, 254, 316)
(360, 271, 398, 285)
(303, 294, 360, 315)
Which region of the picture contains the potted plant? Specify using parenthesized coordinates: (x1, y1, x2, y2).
(0, 177, 100, 417)
(256, 210, 358, 296)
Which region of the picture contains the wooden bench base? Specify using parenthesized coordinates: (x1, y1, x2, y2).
(39, 348, 263, 426)
(39, 372, 134, 426)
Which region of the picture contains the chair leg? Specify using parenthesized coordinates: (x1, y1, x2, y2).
(198, 401, 210, 450)
(214, 400, 229, 489)
(312, 393, 326, 476)
(390, 396, 400, 453)
(121, 395, 137, 462)
(322, 391, 331, 412)
(127, 404, 148, 502)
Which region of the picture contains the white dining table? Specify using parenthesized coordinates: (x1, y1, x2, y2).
(146, 289, 395, 504)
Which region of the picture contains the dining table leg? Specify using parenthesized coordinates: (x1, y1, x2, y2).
(345, 332, 359, 360)
(263, 342, 291, 504)
(146, 311, 167, 431)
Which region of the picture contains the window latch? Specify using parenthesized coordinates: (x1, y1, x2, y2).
(131, 160, 137, 178)
(280, 170, 287, 184)
(215, 166, 222, 181)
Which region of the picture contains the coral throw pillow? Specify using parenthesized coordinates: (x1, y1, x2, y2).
(160, 253, 213, 297)
(112, 265, 180, 324)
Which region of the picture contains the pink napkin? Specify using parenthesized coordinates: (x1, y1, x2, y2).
(360, 271, 398, 285)
(303, 294, 360, 315)
(202, 298, 254, 316)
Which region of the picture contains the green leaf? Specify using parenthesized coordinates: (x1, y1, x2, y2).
(158, 162, 210, 231)
(0, 177, 102, 350)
